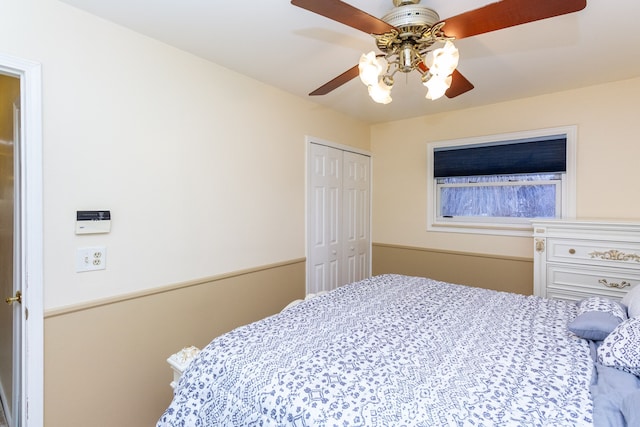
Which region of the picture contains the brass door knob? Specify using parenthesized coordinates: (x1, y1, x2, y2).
(5, 290, 21, 305)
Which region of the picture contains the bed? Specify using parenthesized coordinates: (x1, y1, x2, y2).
(157, 274, 640, 426)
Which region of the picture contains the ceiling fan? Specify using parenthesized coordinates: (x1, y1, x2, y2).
(291, 0, 587, 103)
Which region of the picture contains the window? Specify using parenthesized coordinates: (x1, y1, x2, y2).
(427, 126, 576, 236)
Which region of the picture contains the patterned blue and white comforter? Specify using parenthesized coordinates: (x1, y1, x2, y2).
(158, 274, 594, 426)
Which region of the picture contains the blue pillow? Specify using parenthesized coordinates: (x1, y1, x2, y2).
(568, 297, 627, 341)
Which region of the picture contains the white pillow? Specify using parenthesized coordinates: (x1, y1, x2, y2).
(622, 285, 640, 317)
(598, 317, 640, 376)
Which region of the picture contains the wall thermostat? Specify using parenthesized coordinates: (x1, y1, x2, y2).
(75, 210, 111, 234)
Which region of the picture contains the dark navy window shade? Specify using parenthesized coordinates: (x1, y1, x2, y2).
(434, 137, 567, 178)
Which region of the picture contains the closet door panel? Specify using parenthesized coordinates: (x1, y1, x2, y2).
(308, 144, 342, 293)
(343, 151, 370, 285)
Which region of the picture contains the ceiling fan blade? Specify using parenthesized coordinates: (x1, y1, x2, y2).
(440, 0, 587, 40)
(446, 70, 474, 98)
(291, 0, 395, 35)
(309, 65, 360, 96)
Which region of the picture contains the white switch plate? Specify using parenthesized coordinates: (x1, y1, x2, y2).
(76, 246, 106, 272)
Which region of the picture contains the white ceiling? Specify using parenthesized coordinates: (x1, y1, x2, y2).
(59, 0, 640, 124)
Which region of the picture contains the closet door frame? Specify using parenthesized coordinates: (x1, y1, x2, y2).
(305, 136, 372, 295)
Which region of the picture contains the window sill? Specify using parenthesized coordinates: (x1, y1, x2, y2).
(428, 220, 534, 237)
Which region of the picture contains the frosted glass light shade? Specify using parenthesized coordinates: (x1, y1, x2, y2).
(368, 80, 392, 104)
(425, 41, 459, 78)
(424, 75, 452, 100)
(358, 51, 386, 86)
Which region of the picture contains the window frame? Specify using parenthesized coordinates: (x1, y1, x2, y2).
(426, 126, 577, 237)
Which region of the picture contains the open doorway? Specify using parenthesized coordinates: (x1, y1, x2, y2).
(0, 52, 43, 427)
(0, 71, 20, 426)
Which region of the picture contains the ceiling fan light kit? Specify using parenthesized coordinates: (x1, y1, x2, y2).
(291, 0, 587, 104)
(353, 0, 460, 104)
(358, 40, 459, 103)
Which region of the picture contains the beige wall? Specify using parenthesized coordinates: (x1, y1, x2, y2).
(44, 260, 305, 427)
(373, 244, 533, 295)
(372, 77, 640, 264)
(0, 0, 369, 311)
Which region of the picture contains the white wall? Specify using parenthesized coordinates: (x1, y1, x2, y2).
(0, 0, 370, 310)
(372, 76, 640, 258)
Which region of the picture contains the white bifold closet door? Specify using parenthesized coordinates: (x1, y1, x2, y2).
(308, 142, 371, 294)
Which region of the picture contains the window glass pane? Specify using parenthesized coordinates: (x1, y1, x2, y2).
(438, 174, 559, 219)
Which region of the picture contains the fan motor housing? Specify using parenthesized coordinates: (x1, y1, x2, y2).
(382, 4, 440, 32)
(377, 2, 441, 52)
